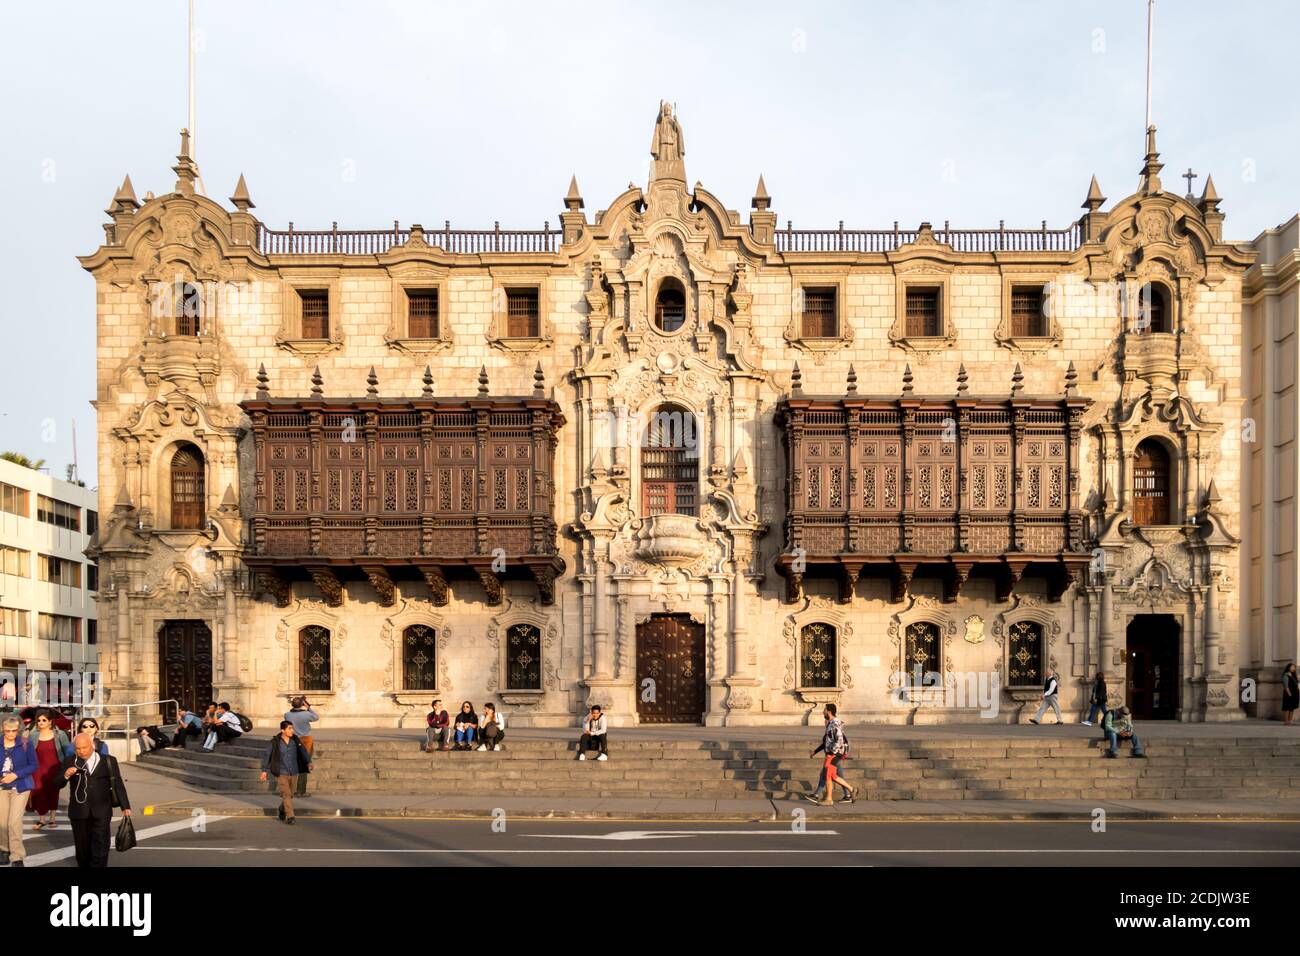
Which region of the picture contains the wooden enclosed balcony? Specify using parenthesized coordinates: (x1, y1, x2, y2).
(775, 364, 1092, 603)
(241, 369, 564, 607)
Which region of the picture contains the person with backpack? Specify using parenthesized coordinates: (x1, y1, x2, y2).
(284, 697, 319, 759)
(1081, 671, 1108, 726)
(1102, 706, 1146, 758)
(259, 720, 313, 824)
(202, 702, 245, 752)
(424, 699, 450, 752)
(806, 703, 856, 806)
(1028, 667, 1063, 725)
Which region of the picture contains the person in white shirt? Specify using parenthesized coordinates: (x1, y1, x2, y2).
(476, 703, 505, 751)
(202, 702, 245, 751)
(577, 705, 609, 761)
(1029, 668, 1063, 725)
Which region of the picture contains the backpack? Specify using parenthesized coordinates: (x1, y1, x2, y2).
(236, 713, 253, 733)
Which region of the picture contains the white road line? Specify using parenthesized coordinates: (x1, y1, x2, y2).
(525, 829, 840, 841)
(126, 846, 1300, 855)
(22, 815, 231, 867)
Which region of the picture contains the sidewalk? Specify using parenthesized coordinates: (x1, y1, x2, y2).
(119, 762, 1300, 823)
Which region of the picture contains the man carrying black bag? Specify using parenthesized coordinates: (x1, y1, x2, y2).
(57, 733, 132, 867)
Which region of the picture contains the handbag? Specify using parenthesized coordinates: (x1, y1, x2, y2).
(115, 815, 136, 852)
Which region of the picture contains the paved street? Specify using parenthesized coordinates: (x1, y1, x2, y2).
(18, 815, 1300, 867)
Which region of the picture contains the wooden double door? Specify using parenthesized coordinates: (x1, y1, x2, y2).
(635, 614, 706, 724)
(159, 620, 214, 714)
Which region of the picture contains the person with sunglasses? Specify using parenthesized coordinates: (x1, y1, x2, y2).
(0, 717, 37, 866)
(75, 718, 110, 758)
(25, 709, 70, 830)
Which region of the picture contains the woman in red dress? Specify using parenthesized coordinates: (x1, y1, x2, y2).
(25, 711, 69, 829)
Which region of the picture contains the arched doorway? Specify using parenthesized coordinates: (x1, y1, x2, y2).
(1125, 614, 1180, 719)
(635, 613, 705, 724)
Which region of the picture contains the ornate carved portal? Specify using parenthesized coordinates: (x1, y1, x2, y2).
(635, 614, 705, 724)
(158, 619, 213, 714)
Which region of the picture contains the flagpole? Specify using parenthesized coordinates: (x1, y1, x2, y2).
(188, 0, 205, 194)
(1145, 0, 1154, 133)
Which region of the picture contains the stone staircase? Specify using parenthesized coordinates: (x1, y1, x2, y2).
(137, 733, 1300, 801)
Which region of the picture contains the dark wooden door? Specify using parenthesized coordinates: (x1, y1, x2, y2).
(636, 614, 705, 724)
(1132, 441, 1170, 526)
(1125, 615, 1179, 719)
(159, 620, 214, 714)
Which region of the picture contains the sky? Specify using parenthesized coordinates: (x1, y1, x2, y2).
(1, 0, 1297, 485)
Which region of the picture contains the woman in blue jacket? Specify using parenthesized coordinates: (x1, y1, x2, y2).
(75, 717, 111, 757)
(0, 716, 37, 866)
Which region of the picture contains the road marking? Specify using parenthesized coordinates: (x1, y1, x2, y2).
(126, 846, 1300, 856)
(524, 829, 840, 841)
(22, 815, 231, 867)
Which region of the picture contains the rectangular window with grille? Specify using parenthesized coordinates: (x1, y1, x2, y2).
(905, 287, 941, 337)
(401, 624, 438, 690)
(800, 287, 838, 338)
(506, 288, 539, 338)
(407, 289, 439, 338)
(642, 448, 698, 516)
(506, 624, 543, 690)
(300, 290, 330, 339)
(298, 625, 332, 691)
(1011, 286, 1047, 337)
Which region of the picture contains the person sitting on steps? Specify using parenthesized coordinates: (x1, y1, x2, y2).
(452, 701, 478, 751)
(477, 703, 505, 751)
(424, 699, 451, 752)
(1102, 705, 1146, 758)
(577, 704, 608, 761)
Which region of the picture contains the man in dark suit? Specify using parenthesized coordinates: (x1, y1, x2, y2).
(57, 733, 132, 867)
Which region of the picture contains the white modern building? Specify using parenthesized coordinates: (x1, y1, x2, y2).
(0, 457, 100, 703)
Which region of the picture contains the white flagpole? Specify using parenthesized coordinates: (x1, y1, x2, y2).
(1145, 0, 1154, 133)
(189, 0, 206, 194)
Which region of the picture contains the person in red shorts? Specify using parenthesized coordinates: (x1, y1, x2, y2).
(806, 703, 856, 806)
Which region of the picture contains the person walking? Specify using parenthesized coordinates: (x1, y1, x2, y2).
(75, 717, 111, 757)
(284, 697, 319, 758)
(807, 703, 856, 806)
(26, 709, 70, 829)
(477, 703, 505, 751)
(259, 720, 313, 825)
(452, 701, 478, 750)
(1082, 671, 1108, 726)
(0, 717, 37, 866)
(424, 699, 450, 752)
(57, 733, 131, 868)
(171, 706, 204, 748)
(1102, 705, 1146, 758)
(1029, 668, 1063, 725)
(1282, 663, 1298, 726)
(576, 704, 609, 761)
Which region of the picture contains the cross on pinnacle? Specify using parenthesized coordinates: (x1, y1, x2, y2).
(1182, 167, 1198, 198)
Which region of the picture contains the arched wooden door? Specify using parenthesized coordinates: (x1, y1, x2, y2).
(635, 614, 705, 724)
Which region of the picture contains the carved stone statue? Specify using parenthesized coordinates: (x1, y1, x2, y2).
(650, 101, 686, 183)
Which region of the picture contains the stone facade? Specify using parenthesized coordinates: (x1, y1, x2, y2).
(81, 109, 1268, 727)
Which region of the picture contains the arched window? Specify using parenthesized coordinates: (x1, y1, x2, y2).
(169, 444, 205, 530)
(654, 279, 686, 333)
(1007, 621, 1044, 686)
(1133, 439, 1172, 525)
(298, 625, 331, 691)
(506, 623, 542, 690)
(799, 623, 837, 688)
(402, 624, 438, 690)
(642, 405, 698, 517)
(175, 281, 202, 336)
(904, 621, 941, 686)
(1134, 283, 1170, 334)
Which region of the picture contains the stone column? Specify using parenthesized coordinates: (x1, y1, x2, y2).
(1204, 569, 1222, 676)
(591, 543, 611, 679)
(1099, 572, 1117, 700)
(730, 552, 752, 679)
(114, 572, 132, 692)
(222, 561, 240, 684)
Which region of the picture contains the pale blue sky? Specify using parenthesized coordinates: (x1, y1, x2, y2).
(2, 0, 1296, 483)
